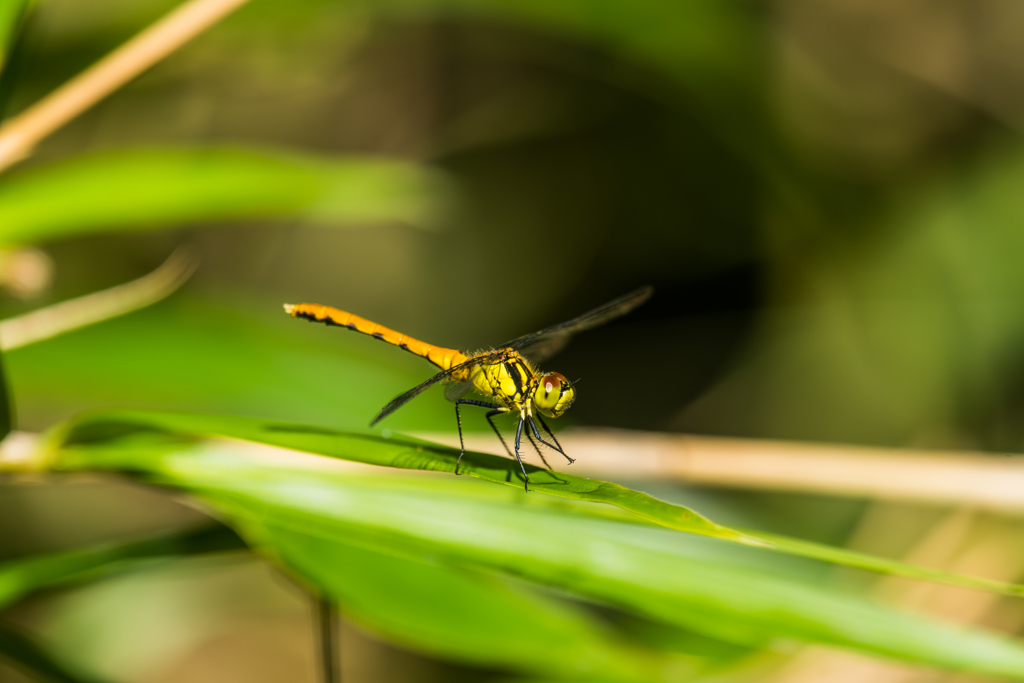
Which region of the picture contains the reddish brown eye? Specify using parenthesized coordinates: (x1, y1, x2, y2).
(534, 371, 574, 417)
(543, 372, 567, 393)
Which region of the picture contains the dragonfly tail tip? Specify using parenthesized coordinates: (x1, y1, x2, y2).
(283, 303, 295, 315)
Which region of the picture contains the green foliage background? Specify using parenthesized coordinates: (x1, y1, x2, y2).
(2, 0, 1024, 681)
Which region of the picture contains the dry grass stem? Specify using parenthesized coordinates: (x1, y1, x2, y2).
(428, 428, 1024, 512)
(0, 0, 252, 173)
(0, 247, 197, 350)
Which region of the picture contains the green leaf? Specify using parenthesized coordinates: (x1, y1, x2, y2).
(0, 624, 111, 683)
(0, 472, 697, 681)
(0, 525, 245, 611)
(0, 147, 449, 245)
(0, 0, 32, 75)
(41, 409, 1024, 598)
(43, 433, 1024, 679)
(0, 349, 13, 439)
(6, 296, 456, 430)
(248, 523, 695, 681)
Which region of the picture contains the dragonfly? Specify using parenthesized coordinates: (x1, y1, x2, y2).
(284, 286, 652, 490)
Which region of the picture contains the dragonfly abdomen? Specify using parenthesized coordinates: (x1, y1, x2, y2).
(284, 303, 469, 370)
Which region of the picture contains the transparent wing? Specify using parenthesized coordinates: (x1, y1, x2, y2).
(370, 356, 484, 426)
(443, 347, 511, 400)
(510, 335, 572, 366)
(503, 286, 653, 363)
(443, 379, 477, 402)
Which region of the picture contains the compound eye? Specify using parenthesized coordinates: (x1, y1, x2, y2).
(542, 372, 567, 397)
(534, 372, 573, 417)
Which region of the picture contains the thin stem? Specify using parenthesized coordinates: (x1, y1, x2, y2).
(0, 0, 252, 174)
(0, 246, 197, 351)
(416, 428, 1024, 514)
(317, 594, 340, 683)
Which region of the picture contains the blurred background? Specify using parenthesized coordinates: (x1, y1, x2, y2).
(4, 0, 1024, 680)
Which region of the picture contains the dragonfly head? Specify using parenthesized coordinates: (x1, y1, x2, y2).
(533, 372, 575, 418)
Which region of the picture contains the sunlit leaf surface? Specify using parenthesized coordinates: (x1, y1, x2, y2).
(43, 408, 1024, 596)
(37, 428, 1024, 679)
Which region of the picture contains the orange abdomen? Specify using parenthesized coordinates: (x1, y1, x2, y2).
(284, 303, 469, 370)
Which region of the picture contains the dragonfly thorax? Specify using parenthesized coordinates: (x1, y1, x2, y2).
(466, 350, 575, 418)
(469, 350, 534, 411)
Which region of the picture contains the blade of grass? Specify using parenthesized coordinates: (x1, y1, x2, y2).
(0, 468, 701, 679)
(46, 436, 1024, 679)
(36, 409, 1024, 597)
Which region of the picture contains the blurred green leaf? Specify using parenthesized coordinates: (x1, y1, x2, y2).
(0, 519, 689, 682)
(43, 410, 1024, 595)
(252, 523, 694, 681)
(0, 487, 697, 681)
(0, 525, 244, 611)
(0, 147, 449, 245)
(0, 350, 12, 439)
(0, 624, 110, 683)
(42, 434, 1024, 678)
(6, 296, 457, 431)
(0, 526, 241, 683)
(0, 0, 32, 75)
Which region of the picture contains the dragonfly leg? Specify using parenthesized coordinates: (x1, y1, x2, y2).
(525, 429, 554, 470)
(485, 409, 513, 458)
(513, 416, 529, 492)
(529, 415, 575, 465)
(454, 399, 502, 475)
(487, 408, 551, 471)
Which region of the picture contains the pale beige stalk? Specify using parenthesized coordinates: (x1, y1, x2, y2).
(0, 247, 196, 350)
(429, 429, 1024, 513)
(0, 0, 252, 173)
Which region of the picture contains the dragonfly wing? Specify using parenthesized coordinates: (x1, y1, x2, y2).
(505, 286, 653, 362)
(443, 379, 477, 402)
(512, 334, 572, 366)
(370, 357, 482, 426)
